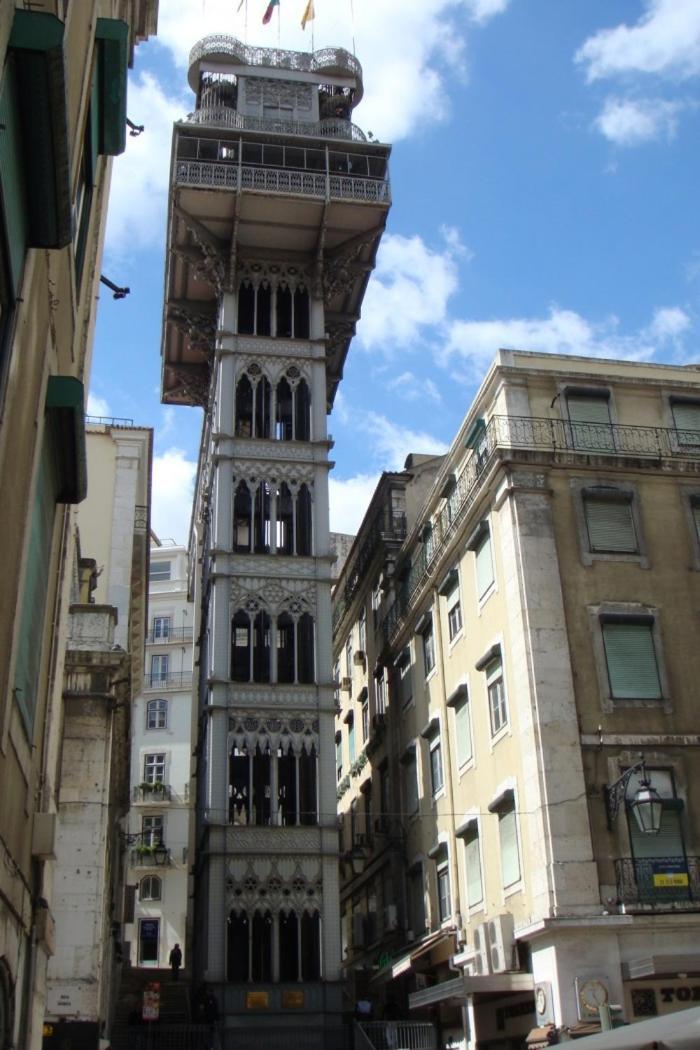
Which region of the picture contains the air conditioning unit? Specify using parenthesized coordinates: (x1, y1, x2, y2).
(354, 650, 366, 666)
(341, 677, 352, 692)
(488, 913, 515, 973)
(384, 905, 398, 931)
(472, 923, 490, 976)
(353, 912, 366, 948)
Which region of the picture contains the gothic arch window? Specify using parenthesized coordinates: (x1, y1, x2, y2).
(252, 910, 273, 981)
(230, 610, 271, 683)
(295, 379, 311, 440)
(297, 484, 313, 556)
(275, 376, 311, 442)
(238, 281, 255, 334)
(279, 910, 299, 981)
(277, 611, 295, 683)
(276, 483, 294, 555)
(298, 612, 315, 684)
(294, 287, 310, 339)
(235, 372, 271, 438)
(140, 875, 162, 901)
(276, 284, 293, 338)
(301, 911, 321, 979)
(233, 481, 252, 551)
(237, 281, 272, 337)
(235, 374, 253, 437)
(254, 377, 271, 438)
(299, 745, 318, 826)
(276, 377, 293, 441)
(229, 735, 318, 828)
(227, 911, 249, 982)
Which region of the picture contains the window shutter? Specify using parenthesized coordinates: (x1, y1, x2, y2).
(567, 395, 614, 450)
(629, 806, 684, 861)
(0, 59, 28, 294)
(585, 497, 637, 552)
(672, 402, 700, 445)
(455, 697, 472, 766)
(499, 808, 520, 888)
(465, 836, 483, 907)
(602, 621, 662, 699)
(567, 395, 611, 424)
(475, 532, 494, 598)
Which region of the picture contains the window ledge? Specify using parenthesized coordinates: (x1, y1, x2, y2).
(448, 628, 464, 650)
(457, 758, 475, 777)
(477, 582, 496, 611)
(603, 696, 671, 714)
(489, 724, 510, 750)
(503, 880, 523, 900)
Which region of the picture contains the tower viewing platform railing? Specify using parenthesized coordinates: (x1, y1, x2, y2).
(185, 108, 368, 142)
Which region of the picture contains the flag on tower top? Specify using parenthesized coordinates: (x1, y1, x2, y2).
(262, 0, 279, 23)
(301, 0, 314, 29)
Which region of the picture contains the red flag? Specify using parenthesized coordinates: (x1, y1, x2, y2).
(262, 0, 279, 23)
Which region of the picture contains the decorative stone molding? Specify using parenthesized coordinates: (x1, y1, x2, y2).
(237, 258, 311, 290)
(225, 855, 322, 915)
(232, 461, 315, 486)
(223, 685, 319, 708)
(227, 711, 319, 755)
(235, 355, 312, 386)
(230, 577, 316, 616)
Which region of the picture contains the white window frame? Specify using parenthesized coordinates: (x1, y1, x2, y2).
(448, 681, 473, 771)
(152, 615, 171, 640)
(143, 752, 166, 785)
(139, 875, 162, 901)
(146, 698, 168, 731)
(141, 814, 164, 847)
(401, 744, 419, 818)
(435, 854, 452, 925)
(150, 654, 169, 685)
(458, 818, 484, 912)
(149, 561, 171, 582)
(486, 655, 508, 738)
(429, 735, 444, 799)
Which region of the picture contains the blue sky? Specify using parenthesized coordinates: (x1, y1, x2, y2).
(89, 0, 700, 543)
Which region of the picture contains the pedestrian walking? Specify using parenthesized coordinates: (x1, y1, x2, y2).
(169, 942, 182, 980)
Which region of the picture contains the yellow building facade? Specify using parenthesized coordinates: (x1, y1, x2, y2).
(334, 350, 700, 1047)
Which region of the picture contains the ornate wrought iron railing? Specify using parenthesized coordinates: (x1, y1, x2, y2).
(188, 35, 362, 83)
(132, 783, 172, 802)
(615, 856, 700, 905)
(187, 108, 368, 142)
(380, 414, 700, 644)
(175, 159, 390, 203)
(143, 671, 193, 689)
(147, 626, 194, 644)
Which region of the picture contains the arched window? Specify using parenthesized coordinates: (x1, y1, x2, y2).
(235, 375, 253, 437)
(275, 377, 293, 441)
(146, 699, 168, 730)
(293, 287, 310, 339)
(237, 281, 272, 336)
(295, 379, 311, 440)
(301, 911, 321, 979)
(252, 910, 273, 981)
(231, 610, 271, 683)
(279, 910, 299, 980)
(276, 285, 293, 338)
(237, 282, 255, 334)
(275, 377, 311, 442)
(233, 481, 252, 552)
(227, 911, 249, 981)
(276, 483, 294, 554)
(253, 481, 271, 553)
(298, 613, 315, 684)
(257, 283, 272, 336)
(277, 612, 295, 684)
(254, 377, 271, 439)
(297, 484, 313, 556)
(140, 875, 162, 901)
(231, 611, 250, 682)
(299, 745, 318, 826)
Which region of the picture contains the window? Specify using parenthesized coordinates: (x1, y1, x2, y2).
(140, 875, 162, 901)
(376, 670, 386, 715)
(449, 685, 472, 768)
(496, 796, 521, 890)
(429, 735, 443, 798)
(144, 753, 166, 785)
(625, 769, 688, 901)
(437, 860, 451, 923)
(347, 714, 356, 764)
(345, 636, 353, 678)
(463, 826, 483, 909)
(475, 529, 494, 600)
(394, 648, 412, 709)
(335, 732, 343, 782)
(447, 586, 462, 641)
(671, 399, 700, 448)
(358, 608, 366, 652)
(421, 617, 435, 676)
(333, 660, 340, 705)
(142, 815, 163, 847)
(372, 582, 382, 629)
(361, 697, 369, 742)
(583, 492, 637, 554)
(408, 865, 426, 936)
(150, 654, 168, 684)
(149, 560, 171, 582)
(602, 618, 662, 701)
(486, 654, 508, 735)
(566, 390, 614, 451)
(401, 746, 418, 817)
(146, 699, 168, 730)
(152, 616, 171, 640)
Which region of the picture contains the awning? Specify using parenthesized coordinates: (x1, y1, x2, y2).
(392, 929, 457, 979)
(9, 10, 70, 248)
(95, 19, 129, 156)
(564, 1004, 700, 1048)
(45, 376, 87, 504)
(408, 970, 534, 1010)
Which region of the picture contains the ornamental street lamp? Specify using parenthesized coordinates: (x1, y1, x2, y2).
(604, 754, 663, 834)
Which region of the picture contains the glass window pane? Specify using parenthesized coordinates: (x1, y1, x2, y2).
(499, 807, 520, 888)
(465, 836, 483, 907)
(455, 697, 472, 767)
(475, 533, 494, 598)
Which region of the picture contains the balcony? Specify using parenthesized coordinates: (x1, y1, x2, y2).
(615, 856, 700, 909)
(130, 844, 171, 868)
(381, 415, 700, 644)
(132, 782, 172, 803)
(186, 108, 368, 142)
(143, 671, 192, 690)
(147, 626, 193, 644)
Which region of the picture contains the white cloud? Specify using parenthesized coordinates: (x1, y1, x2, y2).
(329, 473, 380, 534)
(576, 0, 700, 83)
(87, 393, 111, 418)
(104, 72, 189, 259)
(357, 233, 459, 351)
(388, 371, 442, 403)
(358, 411, 448, 470)
(647, 306, 691, 341)
(593, 96, 684, 145)
(151, 447, 197, 546)
(153, 0, 511, 142)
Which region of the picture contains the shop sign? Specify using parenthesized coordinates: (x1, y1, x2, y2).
(282, 990, 304, 1008)
(143, 982, 160, 1021)
(246, 990, 269, 1009)
(651, 859, 689, 887)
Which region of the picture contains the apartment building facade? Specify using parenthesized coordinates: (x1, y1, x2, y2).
(160, 33, 391, 1047)
(126, 542, 194, 970)
(0, 5, 156, 1047)
(334, 351, 700, 1047)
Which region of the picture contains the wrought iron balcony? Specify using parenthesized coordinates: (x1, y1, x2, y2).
(132, 782, 172, 803)
(186, 108, 368, 142)
(615, 856, 700, 907)
(130, 844, 171, 868)
(333, 507, 407, 635)
(147, 626, 193, 644)
(381, 414, 700, 644)
(143, 671, 193, 690)
(174, 158, 390, 204)
(188, 36, 363, 85)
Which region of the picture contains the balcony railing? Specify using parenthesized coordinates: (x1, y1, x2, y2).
(615, 856, 700, 906)
(188, 35, 362, 83)
(174, 160, 390, 204)
(358, 1021, 437, 1050)
(143, 671, 193, 690)
(333, 508, 407, 635)
(147, 626, 193, 644)
(381, 414, 700, 644)
(132, 783, 172, 803)
(130, 845, 171, 868)
(186, 108, 368, 142)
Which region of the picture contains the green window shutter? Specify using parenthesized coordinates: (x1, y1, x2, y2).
(454, 696, 472, 767)
(499, 807, 520, 888)
(671, 402, 700, 446)
(567, 395, 611, 424)
(567, 395, 614, 451)
(95, 19, 128, 156)
(584, 497, 637, 553)
(0, 59, 28, 295)
(13, 428, 58, 737)
(465, 836, 483, 907)
(630, 806, 683, 861)
(475, 531, 494, 598)
(602, 621, 662, 700)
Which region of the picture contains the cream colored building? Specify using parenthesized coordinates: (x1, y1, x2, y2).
(334, 350, 700, 1048)
(0, 4, 156, 1046)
